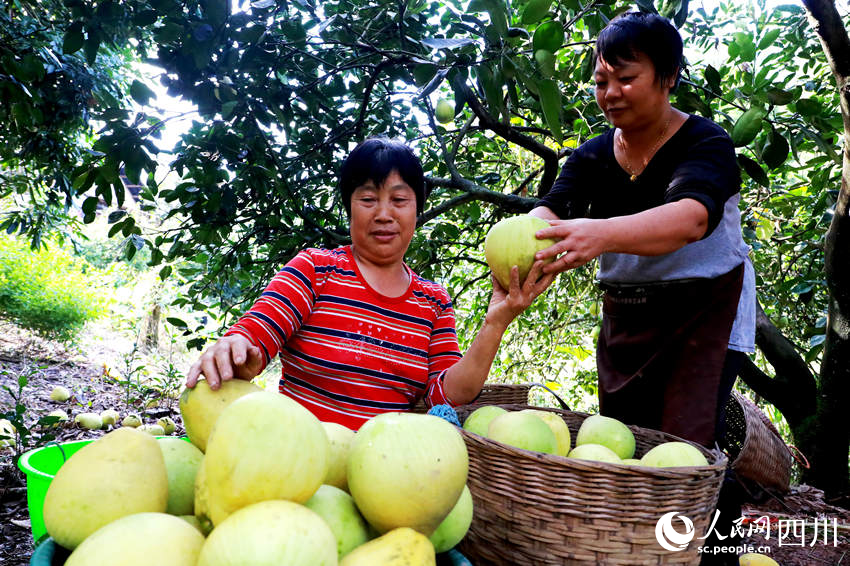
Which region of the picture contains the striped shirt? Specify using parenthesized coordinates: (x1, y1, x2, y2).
(225, 246, 462, 430)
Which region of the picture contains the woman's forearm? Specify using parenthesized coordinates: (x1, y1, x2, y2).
(599, 200, 708, 256)
(442, 318, 510, 405)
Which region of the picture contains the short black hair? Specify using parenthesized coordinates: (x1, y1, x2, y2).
(338, 138, 427, 215)
(595, 12, 683, 91)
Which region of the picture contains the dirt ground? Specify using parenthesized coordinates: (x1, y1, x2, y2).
(0, 323, 848, 566)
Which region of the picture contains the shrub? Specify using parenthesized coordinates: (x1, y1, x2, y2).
(0, 236, 104, 342)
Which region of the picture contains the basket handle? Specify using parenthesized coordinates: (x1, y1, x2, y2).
(527, 382, 570, 411)
(787, 444, 810, 469)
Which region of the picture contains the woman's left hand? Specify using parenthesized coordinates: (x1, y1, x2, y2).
(534, 218, 608, 275)
(486, 260, 556, 328)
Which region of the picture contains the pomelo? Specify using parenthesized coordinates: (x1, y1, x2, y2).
(739, 553, 779, 566)
(50, 386, 71, 402)
(487, 410, 557, 454)
(157, 416, 177, 434)
(484, 215, 556, 290)
(341, 527, 435, 566)
(196, 500, 337, 566)
(200, 391, 329, 527)
(435, 98, 455, 124)
(568, 443, 622, 464)
(520, 409, 571, 456)
(122, 413, 142, 428)
(429, 484, 473, 553)
(640, 442, 709, 468)
(99, 409, 119, 426)
(74, 412, 103, 430)
(64, 512, 203, 566)
(43, 428, 169, 549)
(348, 412, 467, 536)
(323, 421, 355, 492)
(158, 437, 204, 516)
(304, 484, 372, 559)
(462, 405, 507, 437)
(575, 414, 635, 459)
(179, 378, 262, 452)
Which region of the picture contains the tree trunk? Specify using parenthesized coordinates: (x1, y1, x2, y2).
(802, 0, 850, 496)
(139, 304, 161, 354)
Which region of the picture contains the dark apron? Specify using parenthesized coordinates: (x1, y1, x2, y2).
(596, 264, 744, 447)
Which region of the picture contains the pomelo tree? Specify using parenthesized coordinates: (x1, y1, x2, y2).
(0, 0, 847, 495)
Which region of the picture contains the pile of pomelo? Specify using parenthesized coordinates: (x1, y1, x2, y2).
(463, 404, 710, 468)
(41, 379, 473, 566)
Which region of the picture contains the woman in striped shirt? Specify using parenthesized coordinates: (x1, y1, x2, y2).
(185, 138, 555, 430)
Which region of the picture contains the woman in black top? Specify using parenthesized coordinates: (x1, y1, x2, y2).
(531, 12, 755, 565)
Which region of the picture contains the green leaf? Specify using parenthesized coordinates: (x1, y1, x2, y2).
(133, 9, 158, 26)
(737, 154, 769, 187)
(129, 80, 156, 106)
(63, 24, 84, 54)
(758, 28, 781, 50)
(532, 21, 565, 53)
(537, 78, 562, 144)
(795, 98, 820, 116)
(521, 0, 552, 25)
(704, 65, 721, 93)
(166, 317, 189, 328)
(84, 33, 101, 65)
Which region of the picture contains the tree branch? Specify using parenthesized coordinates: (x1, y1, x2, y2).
(420, 175, 538, 225)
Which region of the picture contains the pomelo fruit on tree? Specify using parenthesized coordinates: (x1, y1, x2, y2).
(43, 428, 169, 549)
(435, 98, 455, 124)
(462, 405, 507, 436)
(348, 412, 467, 536)
(640, 441, 709, 467)
(200, 391, 329, 527)
(179, 378, 262, 452)
(64, 512, 204, 566)
(429, 484, 473, 553)
(575, 414, 635, 459)
(487, 410, 557, 454)
(484, 215, 556, 290)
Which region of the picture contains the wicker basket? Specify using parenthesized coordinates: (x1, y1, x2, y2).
(455, 404, 727, 565)
(411, 383, 532, 414)
(721, 392, 792, 493)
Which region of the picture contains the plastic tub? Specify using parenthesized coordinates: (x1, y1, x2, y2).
(18, 440, 93, 543)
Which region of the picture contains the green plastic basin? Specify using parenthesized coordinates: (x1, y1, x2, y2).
(18, 440, 93, 543)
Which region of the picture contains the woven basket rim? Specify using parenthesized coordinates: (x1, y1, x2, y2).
(457, 403, 728, 475)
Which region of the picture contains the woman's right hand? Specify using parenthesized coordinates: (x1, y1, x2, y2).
(185, 334, 264, 390)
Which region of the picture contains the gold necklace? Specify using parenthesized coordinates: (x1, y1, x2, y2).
(618, 111, 673, 182)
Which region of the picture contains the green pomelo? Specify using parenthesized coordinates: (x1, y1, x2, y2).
(65, 512, 204, 566)
(484, 215, 556, 290)
(462, 405, 507, 436)
(575, 414, 636, 459)
(429, 484, 473, 553)
(520, 409, 571, 456)
(122, 414, 142, 428)
(140, 423, 166, 436)
(323, 421, 355, 492)
(196, 500, 337, 566)
(99, 409, 119, 426)
(640, 442, 709, 468)
(50, 386, 71, 402)
(74, 412, 103, 430)
(179, 378, 262, 452)
(488, 411, 557, 454)
(341, 527, 436, 566)
(43, 428, 169, 549)
(348, 412, 468, 536)
(201, 391, 329, 527)
(158, 437, 204, 516)
(568, 443, 622, 464)
(435, 98, 455, 123)
(304, 484, 372, 559)
(532, 20, 565, 53)
(157, 416, 177, 434)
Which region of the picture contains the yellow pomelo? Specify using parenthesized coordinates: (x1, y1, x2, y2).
(323, 421, 355, 492)
(178, 514, 204, 534)
(488, 411, 557, 454)
(484, 215, 556, 290)
(50, 386, 71, 402)
(43, 428, 168, 549)
(341, 527, 436, 566)
(122, 413, 142, 427)
(157, 416, 177, 434)
(304, 485, 372, 559)
(462, 405, 506, 436)
(74, 412, 103, 430)
(65, 512, 204, 566)
(193, 458, 223, 536)
(429, 484, 473, 553)
(201, 391, 329, 526)
(158, 437, 204, 516)
(520, 409, 571, 456)
(640, 442, 709, 467)
(348, 412, 467, 536)
(568, 443, 622, 464)
(99, 409, 119, 426)
(739, 553, 780, 566)
(196, 500, 337, 566)
(621, 458, 643, 466)
(575, 414, 636, 459)
(179, 378, 262, 452)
